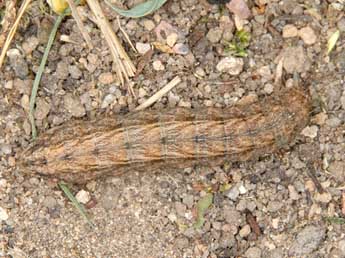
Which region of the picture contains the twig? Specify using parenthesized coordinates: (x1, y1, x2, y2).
(0, 0, 16, 49)
(135, 76, 181, 111)
(65, 0, 93, 49)
(0, 0, 32, 69)
(117, 16, 137, 53)
(306, 162, 325, 194)
(245, 209, 261, 239)
(86, 0, 136, 89)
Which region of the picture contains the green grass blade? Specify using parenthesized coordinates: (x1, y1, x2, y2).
(29, 1, 79, 139)
(105, 0, 167, 18)
(59, 181, 95, 227)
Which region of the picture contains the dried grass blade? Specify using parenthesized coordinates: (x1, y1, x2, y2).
(0, 0, 32, 69)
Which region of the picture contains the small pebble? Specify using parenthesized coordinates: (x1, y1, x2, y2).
(216, 57, 243, 75)
(245, 247, 262, 258)
(239, 224, 251, 238)
(264, 84, 274, 94)
(314, 192, 332, 203)
(288, 185, 299, 200)
(298, 27, 317, 45)
(138, 88, 148, 98)
(0, 207, 9, 221)
(4, 80, 13, 89)
(153, 60, 165, 71)
(86, 181, 97, 192)
(238, 184, 247, 194)
(301, 125, 318, 138)
(1, 144, 12, 155)
(98, 72, 114, 85)
(43, 196, 57, 209)
(68, 65, 82, 79)
(136, 42, 151, 55)
(226, 186, 240, 201)
(21, 94, 30, 112)
(326, 117, 342, 128)
(76, 190, 91, 204)
(206, 28, 223, 43)
(101, 94, 115, 109)
(64, 93, 86, 118)
(143, 19, 155, 31)
(167, 33, 178, 47)
(282, 24, 298, 38)
(172, 43, 189, 55)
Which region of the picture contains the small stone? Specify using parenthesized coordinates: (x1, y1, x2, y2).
(0, 207, 9, 221)
(328, 161, 345, 182)
(64, 93, 86, 118)
(0, 179, 7, 188)
(305, 180, 316, 192)
(182, 195, 194, 208)
(216, 57, 243, 75)
(136, 42, 151, 55)
(195, 67, 206, 77)
(326, 117, 342, 128)
(8, 157, 15, 167)
(289, 225, 325, 256)
(245, 247, 262, 258)
(143, 19, 155, 31)
(239, 184, 247, 194)
(172, 43, 189, 55)
(227, 0, 252, 20)
(314, 192, 332, 203)
(272, 218, 280, 229)
(225, 186, 240, 201)
(311, 113, 327, 126)
(298, 27, 317, 45)
(86, 181, 97, 192)
(7, 49, 29, 79)
(175, 202, 187, 218)
(168, 213, 177, 222)
(56, 61, 69, 80)
(43, 196, 57, 209)
(239, 224, 251, 238)
(23, 120, 31, 135)
(34, 98, 50, 120)
(76, 189, 91, 204)
(339, 239, 345, 253)
(257, 65, 272, 81)
(207, 28, 223, 43)
(22, 36, 39, 55)
(138, 88, 148, 98)
(167, 33, 178, 47)
(283, 46, 308, 74)
(153, 60, 165, 71)
(1, 144, 12, 155)
(4, 80, 13, 89)
(282, 24, 298, 38)
(98, 72, 114, 85)
(288, 185, 299, 200)
(264, 84, 274, 94)
(68, 65, 82, 79)
(301, 125, 318, 138)
(20, 95, 30, 112)
(267, 201, 283, 212)
(101, 94, 115, 109)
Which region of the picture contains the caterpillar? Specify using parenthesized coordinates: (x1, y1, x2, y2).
(19, 87, 311, 184)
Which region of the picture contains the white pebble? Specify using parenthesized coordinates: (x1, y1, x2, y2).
(76, 189, 91, 204)
(136, 42, 151, 55)
(166, 33, 178, 47)
(301, 125, 318, 138)
(0, 207, 8, 221)
(216, 57, 243, 75)
(153, 60, 165, 71)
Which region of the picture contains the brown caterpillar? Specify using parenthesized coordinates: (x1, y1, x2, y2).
(19, 87, 311, 184)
